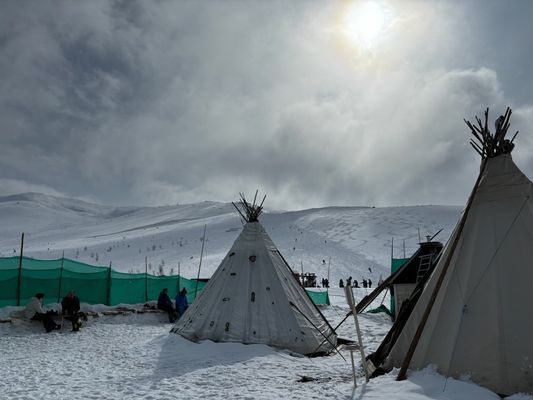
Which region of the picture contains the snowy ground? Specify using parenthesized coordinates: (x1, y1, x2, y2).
(2, 288, 531, 400)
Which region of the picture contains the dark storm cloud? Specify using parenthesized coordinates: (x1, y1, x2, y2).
(1, 1, 533, 209)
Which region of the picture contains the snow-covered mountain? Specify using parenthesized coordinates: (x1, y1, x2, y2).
(0, 192, 462, 284)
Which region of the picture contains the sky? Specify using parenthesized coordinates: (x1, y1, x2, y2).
(2, 0, 533, 210)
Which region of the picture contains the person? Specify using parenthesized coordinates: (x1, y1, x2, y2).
(175, 288, 189, 319)
(339, 279, 344, 288)
(324, 278, 329, 288)
(346, 276, 352, 286)
(368, 279, 372, 288)
(362, 279, 368, 288)
(61, 290, 84, 332)
(158, 288, 177, 323)
(24, 293, 60, 333)
(353, 279, 359, 288)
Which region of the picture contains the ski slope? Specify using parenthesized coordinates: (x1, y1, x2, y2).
(0, 193, 460, 286)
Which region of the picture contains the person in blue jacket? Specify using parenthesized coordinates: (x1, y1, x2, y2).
(175, 288, 189, 319)
(157, 288, 177, 323)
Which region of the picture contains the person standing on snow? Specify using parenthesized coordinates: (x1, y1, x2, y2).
(175, 288, 189, 319)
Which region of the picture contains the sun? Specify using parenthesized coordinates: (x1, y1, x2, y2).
(341, 1, 388, 49)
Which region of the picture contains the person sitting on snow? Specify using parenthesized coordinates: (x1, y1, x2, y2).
(175, 288, 189, 319)
(61, 290, 85, 332)
(24, 293, 60, 333)
(157, 288, 177, 323)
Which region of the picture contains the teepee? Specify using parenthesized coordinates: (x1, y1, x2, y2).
(171, 193, 337, 356)
(379, 108, 533, 395)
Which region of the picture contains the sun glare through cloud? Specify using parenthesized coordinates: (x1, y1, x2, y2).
(342, 1, 390, 49)
(329, 0, 396, 69)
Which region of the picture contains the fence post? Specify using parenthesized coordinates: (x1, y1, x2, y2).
(177, 261, 181, 294)
(57, 251, 65, 303)
(16, 233, 25, 306)
(194, 225, 207, 300)
(145, 256, 148, 302)
(106, 261, 112, 306)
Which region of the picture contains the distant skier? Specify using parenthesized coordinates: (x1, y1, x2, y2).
(368, 279, 372, 288)
(353, 280, 359, 288)
(368, 267, 372, 274)
(339, 279, 344, 288)
(362, 279, 368, 288)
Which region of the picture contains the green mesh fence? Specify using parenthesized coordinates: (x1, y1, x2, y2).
(391, 257, 409, 274)
(305, 290, 330, 306)
(390, 257, 410, 318)
(0, 256, 329, 308)
(0, 256, 205, 307)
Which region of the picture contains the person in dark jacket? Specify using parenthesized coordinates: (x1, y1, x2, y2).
(175, 288, 189, 319)
(61, 290, 84, 331)
(158, 288, 177, 323)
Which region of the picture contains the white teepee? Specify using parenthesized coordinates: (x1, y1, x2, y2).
(172, 194, 337, 355)
(385, 108, 533, 395)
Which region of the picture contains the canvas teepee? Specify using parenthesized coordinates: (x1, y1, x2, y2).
(171, 193, 337, 356)
(379, 108, 533, 395)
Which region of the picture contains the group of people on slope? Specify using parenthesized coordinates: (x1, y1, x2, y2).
(157, 287, 189, 323)
(24, 290, 86, 333)
(338, 276, 373, 289)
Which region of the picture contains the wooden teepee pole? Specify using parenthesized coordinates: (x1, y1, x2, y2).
(397, 159, 487, 381)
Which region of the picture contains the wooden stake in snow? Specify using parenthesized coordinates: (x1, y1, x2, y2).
(144, 256, 148, 302)
(194, 224, 207, 300)
(16, 232, 24, 306)
(344, 284, 370, 386)
(106, 261, 112, 306)
(57, 251, 65, 303)
(177, 261, 181, 294)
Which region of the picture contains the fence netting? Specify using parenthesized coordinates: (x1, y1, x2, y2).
(0, 256, 205, 307)
(0, 256, 330, 308)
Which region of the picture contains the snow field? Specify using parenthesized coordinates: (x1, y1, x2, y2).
(2, 288, 531, 399)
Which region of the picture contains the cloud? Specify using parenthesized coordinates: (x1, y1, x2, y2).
(1, 1, 533, 210)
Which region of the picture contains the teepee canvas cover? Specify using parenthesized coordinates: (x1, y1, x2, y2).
(172, 195, 336, 355)
(384, 108, 533, 395)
